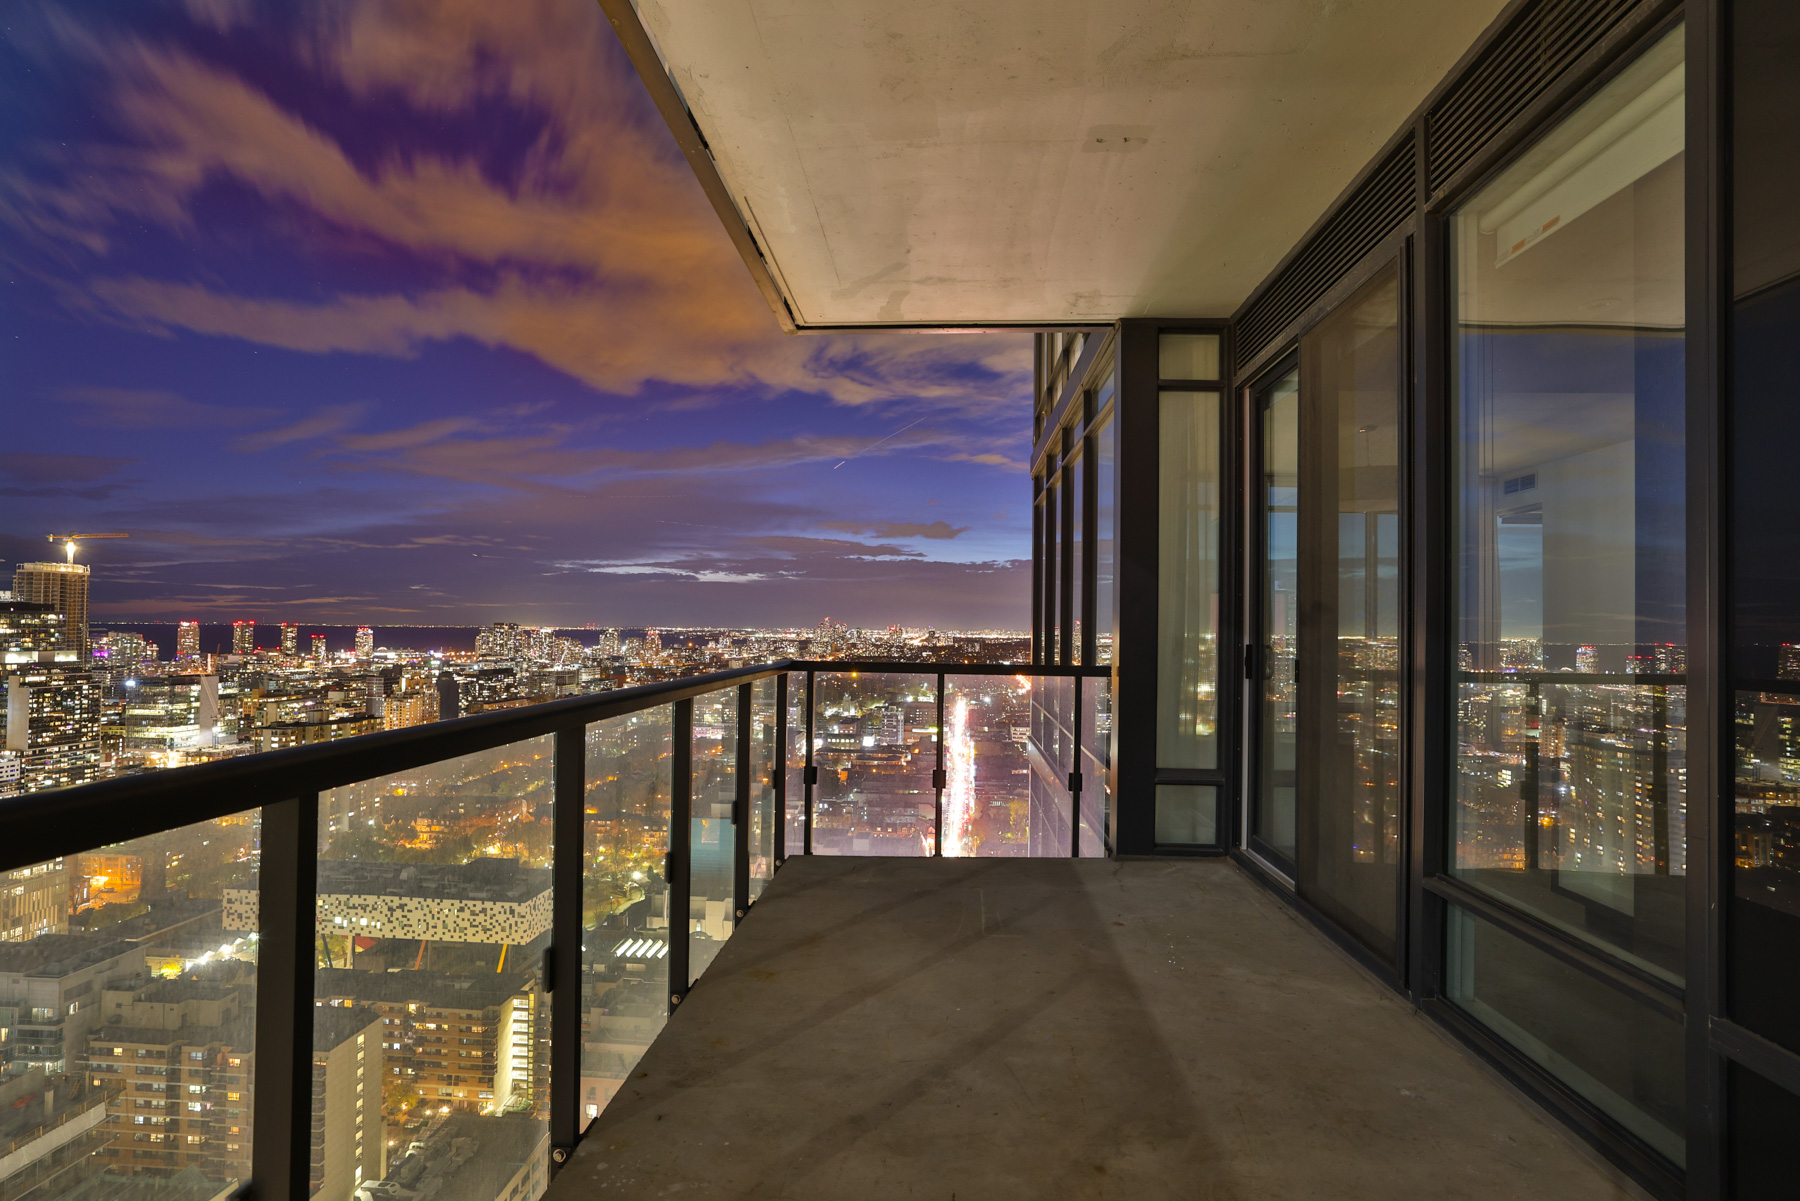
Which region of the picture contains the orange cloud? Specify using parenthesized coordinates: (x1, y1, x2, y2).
(7, 0, 1028, 412)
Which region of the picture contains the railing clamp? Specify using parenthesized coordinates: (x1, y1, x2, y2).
(804, 765, 819, 786)
(1069, 771, 1082, 794)
(931, 768, 947, 790)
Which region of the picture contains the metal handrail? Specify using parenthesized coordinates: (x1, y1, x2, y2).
(0, 657, 1111, 1201)
(0, 660, 791, 873)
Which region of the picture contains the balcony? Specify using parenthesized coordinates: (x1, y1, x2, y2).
(0, 659, 1651, 1201)
(549, 854, 1630, 1198)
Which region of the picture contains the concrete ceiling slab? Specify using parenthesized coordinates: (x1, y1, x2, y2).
(629, 0, 1510, 327)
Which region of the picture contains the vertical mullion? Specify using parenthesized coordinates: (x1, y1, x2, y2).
(250, 793, 317, 1201)
(934, 672, 946, 857)
(774, 673, 788, 866)
(549, 725, 584, 1165)
(669, 699, 693, 1010)
(804, 671, 815, 855)
(1686, 0, 1725, 1193)
(734, 682, 752, 919)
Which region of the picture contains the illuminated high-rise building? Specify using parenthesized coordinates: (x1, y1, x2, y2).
(103, 673, 220, 764)
(281, 622, 300, 655)
(0, 601, 67, 665)
(476, 622, 521, 659)
(312, 634, 328, 662)
(232, 620, 255, 655)
(94, 629, 155, 674)
(177, 620, 201, 659)
(3, 666, 102, 792)
(355, 626, 374, 657)
(10, 563, 89, 658)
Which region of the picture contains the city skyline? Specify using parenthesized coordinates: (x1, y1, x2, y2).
(1, 0, 1032, 631)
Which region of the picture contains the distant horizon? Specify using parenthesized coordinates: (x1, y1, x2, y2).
(90, 618, 1029, 658)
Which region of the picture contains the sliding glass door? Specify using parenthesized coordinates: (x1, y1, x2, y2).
(1247, 262, 1403, 964)
(1251, 366, 1300, 871)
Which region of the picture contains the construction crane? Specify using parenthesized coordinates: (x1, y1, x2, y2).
(45, 532, 129, 564)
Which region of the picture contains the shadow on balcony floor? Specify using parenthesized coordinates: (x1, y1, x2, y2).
(551, 857, 1640, 1200)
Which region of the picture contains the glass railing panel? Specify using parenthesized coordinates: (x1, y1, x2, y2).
(942, 675, 1037, 857)
(1079, 676, 1112, 856)
(1025, 676, 1075, 857)
(749, 678, 778, 901)
(786, 676, 806, 855)
(315, 738, 553, 1201)
(810, 672, 938, 856)
(579, 708, 672, 1130)
(688, 689, 737, 981)
(1, 812, 262, 1197)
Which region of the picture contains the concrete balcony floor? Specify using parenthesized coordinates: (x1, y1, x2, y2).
(551, 857, 1642, 1200)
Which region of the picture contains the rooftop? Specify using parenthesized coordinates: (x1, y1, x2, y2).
(314, 968, 532, 1010)
(0, 933, 137, 979)
(313, 1004, 383, 1053)
(550, 857, 1642, 1199)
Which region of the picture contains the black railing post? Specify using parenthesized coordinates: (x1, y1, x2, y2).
(669, 698, 693, 1010)
(803, 671, 815, 855)
(773, 673, 787, 866)
(734, 682, 752, 919)
(934, 672, 946, 857)
(249, 794, 317, 1201)
(1071, 673, 1083, 858)
(549, 725, 584, 1168)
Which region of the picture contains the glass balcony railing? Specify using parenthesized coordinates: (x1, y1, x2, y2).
(0, 659, 1106, 1201)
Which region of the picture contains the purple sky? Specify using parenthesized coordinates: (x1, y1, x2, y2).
(0, 0, 1030, 630)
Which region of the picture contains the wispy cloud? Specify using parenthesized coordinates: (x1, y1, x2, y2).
(6, 2, 1028, 414)
(818, 520, 969, 540)
(60, 386, 273, 428)
(234, 404, 368, 452)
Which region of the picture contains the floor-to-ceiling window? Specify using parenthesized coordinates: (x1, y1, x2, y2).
(1727, 0, 1800, 1188)
(1155, 332, 1225, 847)
(1447, 24, 1686, 1167)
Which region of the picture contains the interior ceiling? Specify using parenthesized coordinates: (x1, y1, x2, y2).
(633, 0, 1510, 328)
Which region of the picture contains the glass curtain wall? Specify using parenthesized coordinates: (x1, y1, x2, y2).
(1044, 466, 1061, 665)
(1728, 0, 1800, 1179)
(1068, 446, 1085, 665)
(1094, 369, 1118, 667)
(1295, 264, 1403, 964)
(1449, 25, 1686, 1163)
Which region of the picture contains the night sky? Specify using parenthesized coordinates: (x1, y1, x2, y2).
(0, 0, 1031, 630)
